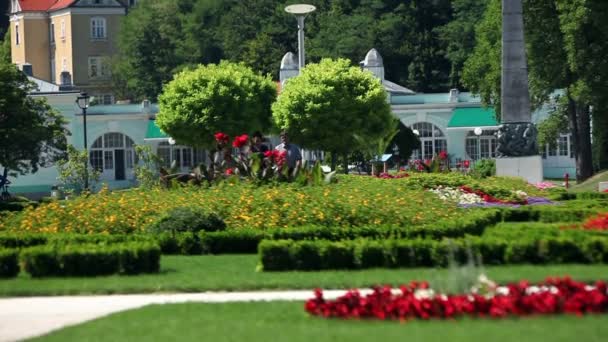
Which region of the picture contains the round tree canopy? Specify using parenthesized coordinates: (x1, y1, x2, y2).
(157, 61, 276, 147)
(272, 58, 393, 154)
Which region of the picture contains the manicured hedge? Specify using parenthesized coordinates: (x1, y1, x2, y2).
(20, 242, 160, 277)
(0, 232, 153, 249)
(200, 210, 502, 254)
(553, 192, 608, 201)
(258, 236, 608, 271)
(0, 248, 19, 278)
(500, 206, 601, 223)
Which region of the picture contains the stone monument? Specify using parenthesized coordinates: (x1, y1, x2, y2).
(495, 0, 543, 183)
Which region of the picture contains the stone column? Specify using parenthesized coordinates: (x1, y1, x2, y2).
(496, 0, 538, 157)
(495, 0, 543, 183)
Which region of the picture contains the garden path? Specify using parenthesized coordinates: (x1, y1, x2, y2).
(0, 289, 370, 342)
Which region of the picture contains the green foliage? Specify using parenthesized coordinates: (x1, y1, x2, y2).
(134, 145, 161, 189)
(20, 242, 161, 277)
(157, 62, 276, 147)
(470, 159, 496, 178)
(0, 63, 68, 177)
(272, 59, 393, 156)
(0, 248, 19, 278)
(56, 145, 101, 194)
(0, 30, 10, 64)
(146, 206, 226, 235)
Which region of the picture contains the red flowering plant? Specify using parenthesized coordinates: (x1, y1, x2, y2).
(407, 151, 451, 173)
(305, 277, 608, 321)
(202, 132, 333, 186)
(582, 213, 608, 231)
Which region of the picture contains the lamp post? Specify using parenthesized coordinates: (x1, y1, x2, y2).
(474, 127, 483, 161)
(285, 4, 316, 69)
(76, 92, 90, 191)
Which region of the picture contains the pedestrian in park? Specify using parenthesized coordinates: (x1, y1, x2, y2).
(275, 131, 302, 177)
(250, 131, 269, 155)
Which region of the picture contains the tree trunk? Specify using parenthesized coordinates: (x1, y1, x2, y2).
(0, 167, 7, 188)
(592, 102, 608, 171)
(575, 103, 593, 181)
(567, 95, 593, 182)
(331, 152, 337, 172)
(343, 153, 349, 175)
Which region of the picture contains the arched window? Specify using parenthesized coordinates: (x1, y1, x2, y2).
(89, 133, 136, 181)
(410, 122, 447, 160)
(157, 142, 207, 170)
(465, 129, 498, 160)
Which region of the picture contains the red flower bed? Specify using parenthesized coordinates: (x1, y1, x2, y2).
(305, 277, 608, 320)
(376, 172, 409, 179)
(459, 185, 525, 205)
(583, 213, 608, 231)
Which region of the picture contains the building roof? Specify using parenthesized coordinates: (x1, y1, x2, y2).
(280, 52, 298, 70)
(145, 119, 169, 141)
(48, 0, 77, 11)
(27, 75, 60, 92)
(383, 80, 415, 95)
(16, 0, 57, 11)
(362, 48, 383, 67)
(447, 107, 499, 129)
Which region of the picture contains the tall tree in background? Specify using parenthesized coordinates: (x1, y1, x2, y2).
(463, 0, 608, 181)
(0, 30, 10, 64)
(438, 0, 488, 89)
(0, 63, 68, 182)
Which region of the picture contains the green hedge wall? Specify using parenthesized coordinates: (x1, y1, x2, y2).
(20, 242, 160, 277)
(258, 236, 608, 271)
(0, 248, 19, 278)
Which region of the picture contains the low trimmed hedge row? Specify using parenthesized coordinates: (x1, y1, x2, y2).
(0, 232, 153, 249)
(0, 248, 19, 277)
(258, 236, 608, 271)
(20, 242, 160, 277)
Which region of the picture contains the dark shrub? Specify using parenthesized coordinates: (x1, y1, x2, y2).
(0, 249, 19, 278)
(146, 206, 226, 235)
(20, 245, 61, 277)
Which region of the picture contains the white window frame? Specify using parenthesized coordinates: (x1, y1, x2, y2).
(410, 122, 447, 161)
(89, 133, 137, 180)
(465, 130, 498, 161)
(88, 57, 100, 78)
(157, 142, 207, 170)
(90, 17, 107, 40)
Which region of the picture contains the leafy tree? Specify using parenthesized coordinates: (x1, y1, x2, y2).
(0, 30, 10, 64)
(157, 61, 276, 147)
(134, 145, 161, 189)
(272, 58, 394, 173)
(56, 145, 101, 195)
(0, 63, 68, 183)
(437, 0, 488, 88)
(386, 121, 421, 161)
(112, 0, 191, 101)
(462, 0, 607, 181)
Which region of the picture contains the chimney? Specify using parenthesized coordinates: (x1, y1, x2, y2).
(21, 63, 33, 77)
(449, 89, 460, 103)
(141, 99, 151, 113)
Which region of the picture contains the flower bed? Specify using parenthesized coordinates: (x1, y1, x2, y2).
(305, 277, 608, 320)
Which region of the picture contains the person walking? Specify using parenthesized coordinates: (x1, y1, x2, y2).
(275, 131, 302, 178)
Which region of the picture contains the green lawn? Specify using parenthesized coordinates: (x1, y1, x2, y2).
(31, 301, 608, 342)
(569, 170, 608, 192)
(1, 255, 607, 297)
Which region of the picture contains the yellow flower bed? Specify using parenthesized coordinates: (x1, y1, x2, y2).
(0, 174, 543, 234)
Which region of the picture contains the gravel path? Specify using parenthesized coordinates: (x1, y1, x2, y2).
(0, 289, 371, 342)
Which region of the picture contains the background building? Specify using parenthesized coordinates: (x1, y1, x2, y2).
(7, 0, 133, 104)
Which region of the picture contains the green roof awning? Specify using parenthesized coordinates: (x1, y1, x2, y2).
(144, 120, 169, 140)
(448, 107, 499, 129)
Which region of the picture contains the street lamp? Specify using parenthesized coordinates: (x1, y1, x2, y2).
(76, 92, 90, 191)
(474, 127, 483, 160)
(285, 4, 316, 69)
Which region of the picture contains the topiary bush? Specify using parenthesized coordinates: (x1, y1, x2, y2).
(470, 159, 496, 178)
(0, 248, 19, 278)
(146, 206, 226, 235)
